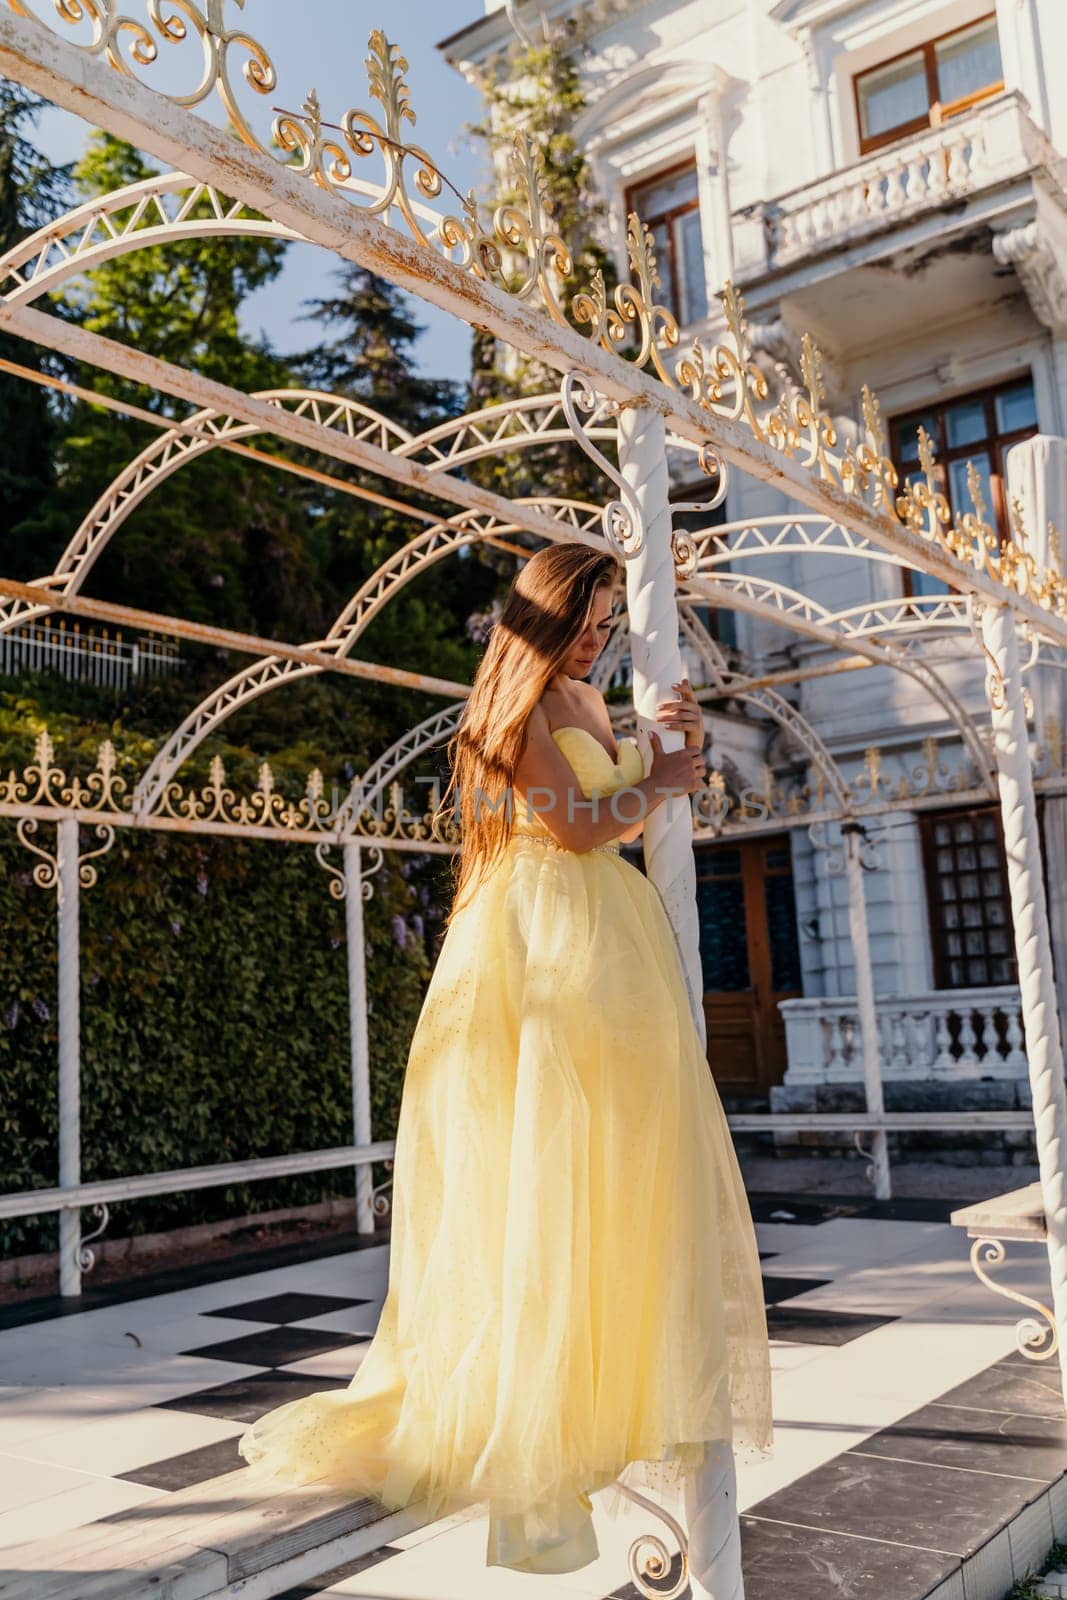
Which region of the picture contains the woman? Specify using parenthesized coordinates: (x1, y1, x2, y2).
(238, 542, 772, 1576)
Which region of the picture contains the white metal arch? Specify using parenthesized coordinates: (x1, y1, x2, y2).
(0, 168, 450, 309)
(133, 498, 605, 815)
(690, 515, 990, 643)
(692, 515, 913, 574)
(680, 607, 852, 810)
(824, 595, 974, 639)
(0, 171, 994, 812)
(687, 568, 996, 791)
(398, 392, 618, 474)
(0, 388, 413, 635)
(347, 703, 464, 821)
(0, 387, 622, 638)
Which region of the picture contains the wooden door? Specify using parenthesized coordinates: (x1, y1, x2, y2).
(695, 836, 803, 1099)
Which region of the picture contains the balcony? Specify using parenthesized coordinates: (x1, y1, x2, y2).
(730, 93, 1060, 324)
(779, 986, 1028, 1086)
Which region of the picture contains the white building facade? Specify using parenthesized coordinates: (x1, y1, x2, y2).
(441, 0, 1067, 1154)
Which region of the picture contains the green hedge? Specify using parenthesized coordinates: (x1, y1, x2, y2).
(0, 798, 447, 1261)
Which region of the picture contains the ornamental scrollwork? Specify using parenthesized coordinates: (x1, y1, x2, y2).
(5, 8, 1067, 621)
(0, 731, 463, 848)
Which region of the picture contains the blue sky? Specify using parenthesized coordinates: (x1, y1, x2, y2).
(29, 0, 487, 377)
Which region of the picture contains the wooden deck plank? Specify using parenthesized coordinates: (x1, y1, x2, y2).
(0, 1541, 225, 1600)
(0, 1470, 420, 1600)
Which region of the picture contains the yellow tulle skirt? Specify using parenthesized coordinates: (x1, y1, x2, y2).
(237, 833, 773, 1571)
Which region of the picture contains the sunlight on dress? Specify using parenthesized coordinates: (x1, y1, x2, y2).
(237, 724, 773, 1573)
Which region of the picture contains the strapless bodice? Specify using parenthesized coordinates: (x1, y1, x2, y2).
(511, 725, 645, 852)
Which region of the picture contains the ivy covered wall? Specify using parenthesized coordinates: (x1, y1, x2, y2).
(0, 691, 451, 1260)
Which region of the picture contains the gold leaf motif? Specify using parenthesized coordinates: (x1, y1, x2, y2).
(490, 135, 572, 327)
(438, 190, 502, 280)
(340, 30, 442, 247)
(573, 212, 677, 383)
(273, 87, 352, 189)
(675, 337, 722, 408)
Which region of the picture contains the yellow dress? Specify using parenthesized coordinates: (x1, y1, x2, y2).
(237, 726, 772, 1573)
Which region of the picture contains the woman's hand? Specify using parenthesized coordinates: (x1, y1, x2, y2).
(654, 676, 704, 751)
(648, 729, 707, 795)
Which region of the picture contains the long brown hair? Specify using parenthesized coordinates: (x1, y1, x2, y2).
(435, 541, 622, 927)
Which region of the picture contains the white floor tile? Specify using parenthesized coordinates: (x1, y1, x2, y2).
(11, 1405, 244, 1476)
(0, 1214, 1046, 1574)
(279, 1344, 372, 1380)
(0, 1453, 104, 1513)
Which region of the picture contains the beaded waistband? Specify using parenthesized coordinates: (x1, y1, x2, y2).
(512, 832, 620, 857)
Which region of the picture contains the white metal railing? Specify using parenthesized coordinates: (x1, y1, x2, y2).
(0, 619, 182, 689)
(0, 1140, 396, 1220)
(735, 93, 1036, 275)
(780, 985, 1029, 1084)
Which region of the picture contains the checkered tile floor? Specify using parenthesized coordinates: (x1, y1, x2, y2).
(0, 1197, 1062, 1599)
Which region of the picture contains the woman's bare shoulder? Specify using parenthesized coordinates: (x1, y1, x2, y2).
(525, 699, 550, 733)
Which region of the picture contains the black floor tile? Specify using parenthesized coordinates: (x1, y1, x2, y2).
(0, 1225, 388, 1330)
(765, 1305, 895, 1345)
(856, 1197, 963, 1223)
(761, 1274, 830, 1306)
(749, 1196, 835, 1226)
(272, 1546, 407, 1600)
(180, 1325, 362, 1368)
(117, 1433, 248, 1490)
(997, 1348, 1062, 1371)
(749, 1191, 971, 1225)
(852, 1400, 1067, 1482)
(156, 1369, 349, 1422)
(745, 1451, 1045, 1557)
(203, 1291, 371, 1325)
(738, 1515, 959, 1600)
(937, 1362, 1065, 1421)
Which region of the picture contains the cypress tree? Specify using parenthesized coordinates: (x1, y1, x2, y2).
(0, 85, 71, 572)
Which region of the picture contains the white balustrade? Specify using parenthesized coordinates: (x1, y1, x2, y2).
(755, 94, 1034, 272)
(780, 985, 1030, 1084)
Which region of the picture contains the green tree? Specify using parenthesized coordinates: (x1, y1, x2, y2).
(278, 261, 495, 711)
(293, 264, 460, 430)
(23, 132, 326, 643)
(0, 84, 71, 567)
(465, 28, 617, 510)
(68, 133, 286, 395)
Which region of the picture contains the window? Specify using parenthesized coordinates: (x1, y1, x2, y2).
(891, 374, 1038, 597)
(626, 162, 708, 328)
(919, 805, 1017, 989)
(854, 16, 1003, 154)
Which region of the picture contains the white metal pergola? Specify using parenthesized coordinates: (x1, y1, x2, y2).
(2, 7, 1067, 1596)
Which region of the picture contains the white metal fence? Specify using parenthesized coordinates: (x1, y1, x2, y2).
(0, 620, 182, 690)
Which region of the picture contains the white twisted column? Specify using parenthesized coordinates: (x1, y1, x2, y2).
(843, 824, 891, 1200)
(343, 840, 375, 1235)
(980, 601, 1067, 1408)
(617, 404, 743, 1600)
(617, 405, 705, 1045)
(57, 817, 81, 1297)
(685, 1452, 743, 1600)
